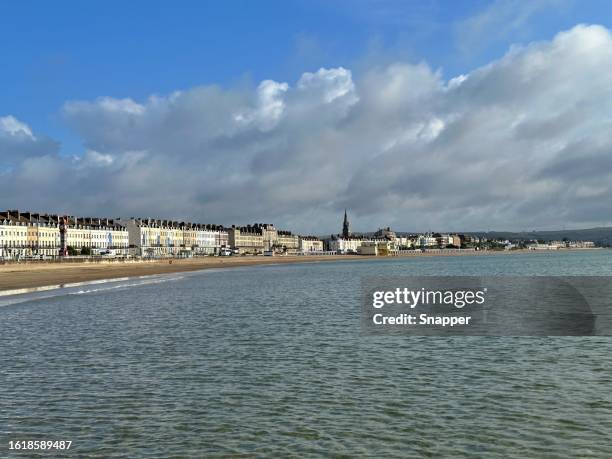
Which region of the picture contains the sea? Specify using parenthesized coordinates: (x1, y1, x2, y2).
(1, 250, 612, 457)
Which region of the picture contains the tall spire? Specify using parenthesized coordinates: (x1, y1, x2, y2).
(342, 209, 350, 238)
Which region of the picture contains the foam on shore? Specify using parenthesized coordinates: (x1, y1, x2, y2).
(0, 273, 187, 307)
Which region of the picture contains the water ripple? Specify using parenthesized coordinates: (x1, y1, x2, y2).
(1, 251, 612, 457)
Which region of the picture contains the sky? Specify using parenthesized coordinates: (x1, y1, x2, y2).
(2, 0, 612, 233)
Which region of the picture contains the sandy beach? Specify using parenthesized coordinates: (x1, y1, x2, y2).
(0, 252, 488, 293)
(0, 255, 375, 293)
(0, 249, 582, 293)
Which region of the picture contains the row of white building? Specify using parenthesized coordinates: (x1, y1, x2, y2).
(525, 240, 596, 250)
(1, 208, 511, 260)
(0, 211, 129, 258)
(324, 226, 468, 254)
(0, 210, 326, 259)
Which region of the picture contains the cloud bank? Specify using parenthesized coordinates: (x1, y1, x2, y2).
(2, 24, 612, 232)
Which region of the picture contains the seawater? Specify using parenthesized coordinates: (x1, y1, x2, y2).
(1, 251, 612, 457)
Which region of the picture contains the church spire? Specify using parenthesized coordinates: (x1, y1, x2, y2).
(342, 209, 350, 238)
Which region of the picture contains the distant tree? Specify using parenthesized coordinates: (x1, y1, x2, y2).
(67, 246, 79, 256)
(80, 247, 92, 256)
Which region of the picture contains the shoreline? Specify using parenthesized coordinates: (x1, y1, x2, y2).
(0, 249, 602, 294)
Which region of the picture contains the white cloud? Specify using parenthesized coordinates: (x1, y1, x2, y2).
(79, 150, 115, 167)
(96, 97, 146, 115)
(297, 67, 356, 104)
(0, 115, 34, 138)
(0, 115, 58, 166)
(3, 24, 612, 232)
(235, 80, 289, 131)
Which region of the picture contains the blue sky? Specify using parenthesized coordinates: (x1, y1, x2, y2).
(2, 1, 612, 231)
(3, 0, 609, 156)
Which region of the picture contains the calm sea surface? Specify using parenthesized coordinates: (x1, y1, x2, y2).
(2, 251, 612, 457)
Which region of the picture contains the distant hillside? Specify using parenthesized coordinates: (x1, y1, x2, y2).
(464, 227, 612, 246)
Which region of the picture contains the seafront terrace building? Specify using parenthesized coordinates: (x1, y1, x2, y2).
(202, 224, 228, 254)
(233, 223, 300, 254)
(182, 223, 199, 253)
(567, 241, 595, 248)
(227, 225, 265, 254)
(181, 222, 227, 255)
(216, 228, 229, 250)
(434, 234, 461, 247)
(528, 242, 562, 250)
(43, 215, 130, 256)
(1, 210, 129, 258)
(418, 235, 438, 247)
(65, 218, 91, 252)
(0, 210, 60, 258)
(326, 235, 392, 254)
(357, 240, 398, 256)
(0, 210, 30, 259)
(250, 223, 299, 253)
(123, 218, 228, 257)
(256, 223, 278, 251)
(395, 236, 413, 248)
(274, 230, 299, 253)
(74, 217, 129, 255)
(123, 218, 168, 257)
(26, 213, 61, 257)
(160, 220, 184, 256)
(299, 236, 324, 253)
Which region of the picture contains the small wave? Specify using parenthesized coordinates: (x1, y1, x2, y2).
(0, 274, 185, 307)
(69, 276, 184, 295)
